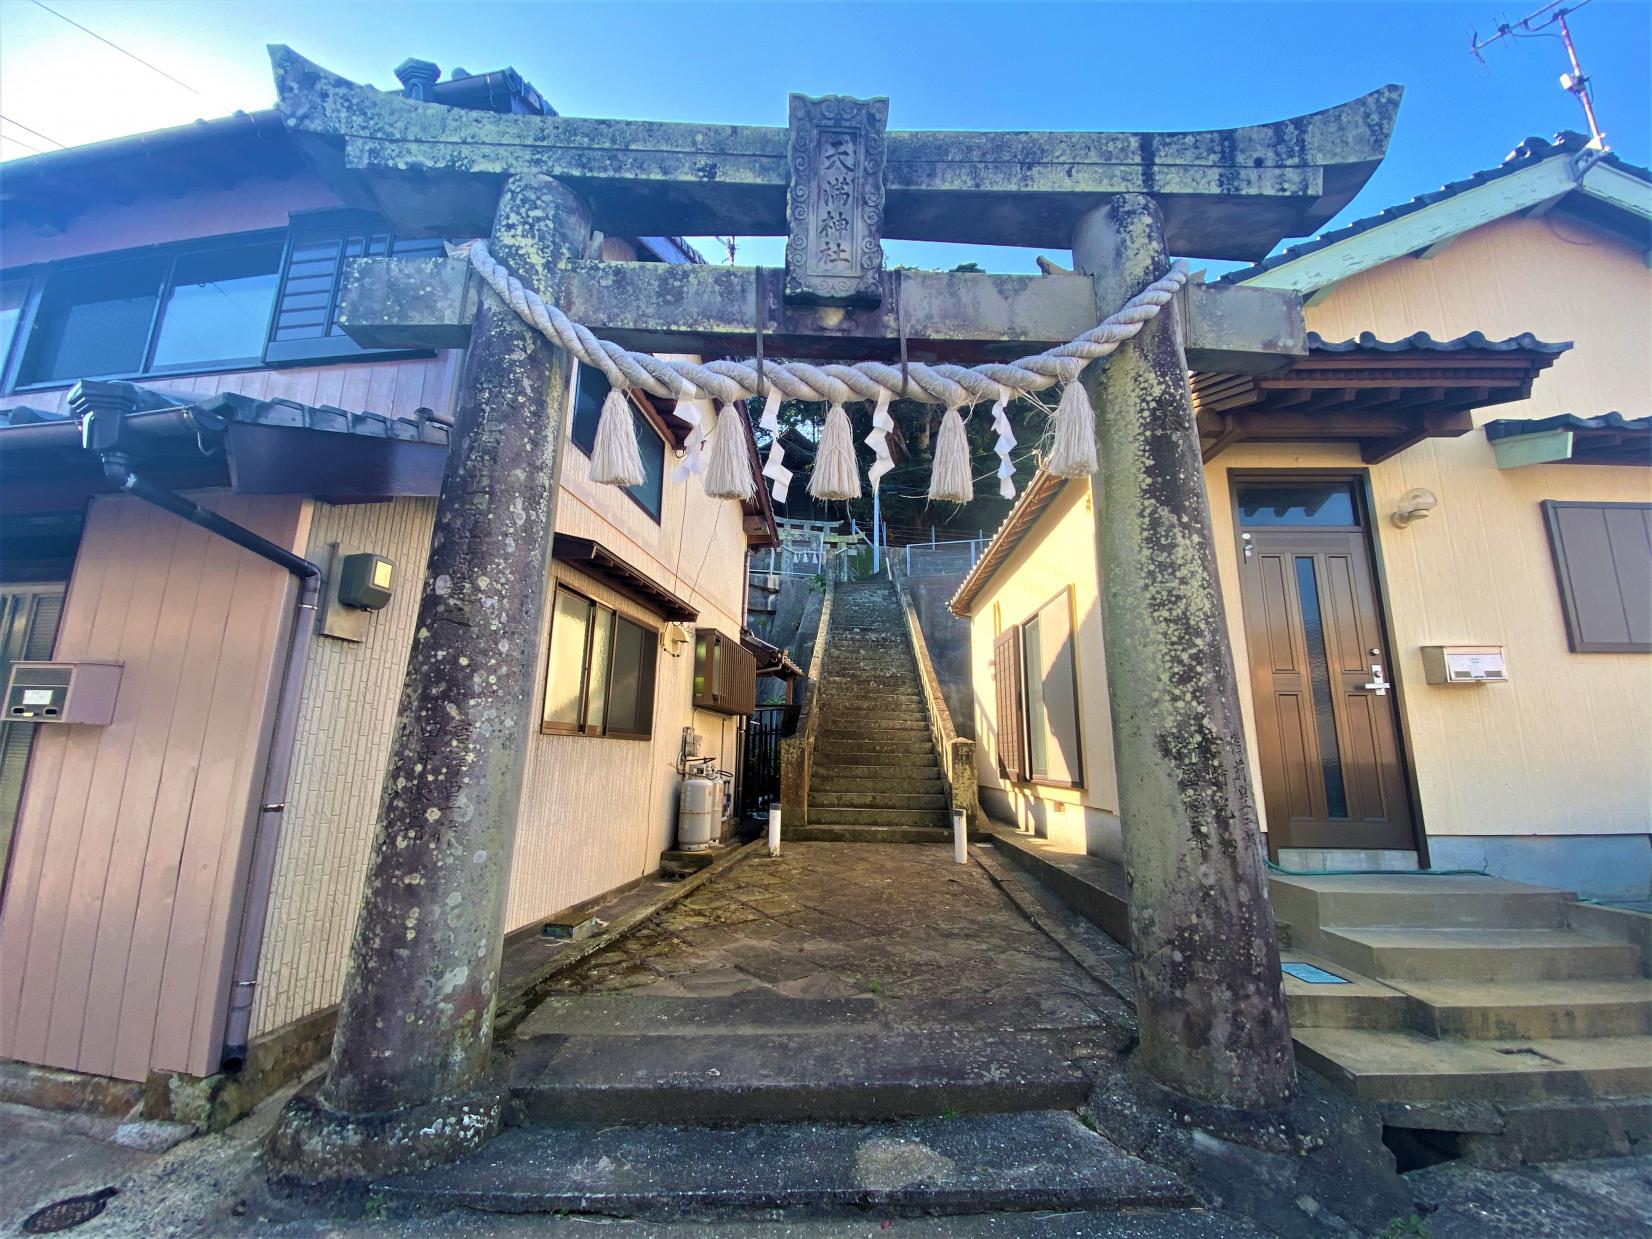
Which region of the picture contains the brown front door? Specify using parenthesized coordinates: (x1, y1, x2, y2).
(1234, 480, 1416, 854)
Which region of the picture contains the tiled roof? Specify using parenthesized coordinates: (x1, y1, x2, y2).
(1218, 132, 1651, 286)
(0, 381, 450, 446)
(1484, 412, 1650, 440)
(1305, 331, 1572, 356)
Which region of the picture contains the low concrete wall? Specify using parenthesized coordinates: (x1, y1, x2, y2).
(1426, 834, 1652, 904)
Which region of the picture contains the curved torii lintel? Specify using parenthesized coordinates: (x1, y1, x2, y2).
(270, 46, 1400, 262)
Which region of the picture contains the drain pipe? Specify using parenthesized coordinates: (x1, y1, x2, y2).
(99, 455, 321, 1070)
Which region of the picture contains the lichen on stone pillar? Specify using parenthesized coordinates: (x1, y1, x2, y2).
(1073, 193, 1295, 1112)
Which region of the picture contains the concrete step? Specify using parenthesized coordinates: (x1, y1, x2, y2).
(1293, 1027, 1652, 1104)
(1270, 874, 1570, 932)
(812, 758, 943, 778)
(375, 1112, 1189, 1219)
(1395, 979, 1652, 1040)
(812, 780, 946, 800)
(1317, 926, 1642, 981)
(514, 993, 1117, 1039)
(815, 735, 935, 756)
(372, 1111, 1189, 1219)
(810, 790, 949, 811)
(805, 807, 952, 829)
(787, 824, 955, 845)
(818, 716, 928, 731)
(509, 1029, 1092, 1124)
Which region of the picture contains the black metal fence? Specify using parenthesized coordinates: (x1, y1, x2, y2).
(740, 704, 796, 814)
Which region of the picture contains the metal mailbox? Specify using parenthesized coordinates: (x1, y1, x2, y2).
(1420, 645, 1508, 685)
(4, 661, 124, 723)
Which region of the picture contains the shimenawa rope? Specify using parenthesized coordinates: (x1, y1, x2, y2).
(463, 241, 1188, 499)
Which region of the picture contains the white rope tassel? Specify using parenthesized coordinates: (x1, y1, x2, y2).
(703, 401, 756, 501)
(757, 387, 792, 504)
(809, 403, 861, 501)
(928, 405, 973, 504)
(865, 389, 896, 489)
(991, 384, 1016, 499)
(1047, 381, 1098, 479)
(589, 387, 646, 487)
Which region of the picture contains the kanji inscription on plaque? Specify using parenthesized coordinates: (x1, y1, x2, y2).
(784, 93, 888, 307)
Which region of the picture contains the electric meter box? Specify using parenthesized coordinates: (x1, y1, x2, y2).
(4, 661, 123, 723)
(1421, 645, 1508, 685)
(337, 552, 395, 610)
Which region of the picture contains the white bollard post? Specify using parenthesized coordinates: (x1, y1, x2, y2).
(768, 805, 782, 857)
(952, 807, 968, 864)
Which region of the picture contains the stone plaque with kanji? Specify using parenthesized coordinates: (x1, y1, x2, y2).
(784, 93, 888, 307)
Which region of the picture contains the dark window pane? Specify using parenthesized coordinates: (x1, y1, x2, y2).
(570, 363, 667, 522)
(544, 589, 593, 728)
(1294, 556, 1348, 818)
(0, 278, 28, 376)
(22, 257, 166, 384)
(1238, 484, 1358, 527)
(607, 617, 653, 735)
(150, 242, 283, 369)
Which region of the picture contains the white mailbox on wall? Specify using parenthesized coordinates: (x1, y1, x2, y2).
(1421, 645, 1508, 685)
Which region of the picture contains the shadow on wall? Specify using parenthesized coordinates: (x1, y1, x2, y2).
(901, 571, 975, 741)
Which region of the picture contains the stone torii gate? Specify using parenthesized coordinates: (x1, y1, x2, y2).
(263, 48, 1400, 1179)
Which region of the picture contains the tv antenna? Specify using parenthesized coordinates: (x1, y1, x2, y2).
(1471, 0, 1607, 149)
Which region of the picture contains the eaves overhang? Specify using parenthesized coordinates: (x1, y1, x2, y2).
(1192, 331, 1571, 465)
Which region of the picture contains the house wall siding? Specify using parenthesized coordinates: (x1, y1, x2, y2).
(968, 479, 1122, 858)
(0, 494, 308, 1081)
(250, 497, 437, 1039)
(965, 211, 1649, 880)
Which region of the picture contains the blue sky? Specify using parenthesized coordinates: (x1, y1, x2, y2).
(1, 0, 1647, 273)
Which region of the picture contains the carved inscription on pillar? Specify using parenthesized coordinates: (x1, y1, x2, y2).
(784, 93, 888, 307)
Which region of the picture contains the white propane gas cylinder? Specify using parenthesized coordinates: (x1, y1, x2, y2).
(677, 775, 718, 851)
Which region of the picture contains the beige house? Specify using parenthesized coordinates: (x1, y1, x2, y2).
(952, 134, 1651, 901)
(0, 76, 773, 1087)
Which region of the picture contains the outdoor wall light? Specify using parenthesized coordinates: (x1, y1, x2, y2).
(1392, 488, 1438, 529)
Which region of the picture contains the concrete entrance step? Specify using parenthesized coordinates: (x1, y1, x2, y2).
(1270, 873, 1571, 931)
(509, 1029, 1092, 1123)
(812, 747, 942, 768)
(514, 992, 1116, 1039)
(373, 1110, 1189, 1219)
(1292, 1027, 1652, 1103)
(818, 717, 929, 732)
(1317, 926, 1641, 981)
(1394, 978, 1652, 1040)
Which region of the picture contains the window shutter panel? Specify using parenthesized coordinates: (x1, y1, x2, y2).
(1543, 502, 1652, 653)
(994, 627, 1027, 780)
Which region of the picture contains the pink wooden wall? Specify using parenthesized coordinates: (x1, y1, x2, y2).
(0, 494, 309, 1081)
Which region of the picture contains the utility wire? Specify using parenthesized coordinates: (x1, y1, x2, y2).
(0, 113, 64, 149)
(0, 134, 45, 156)
(29, 0, 233, 113)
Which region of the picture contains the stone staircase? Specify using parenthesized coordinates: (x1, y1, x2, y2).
(1274, 873, 1652, 1161)
(797, 580, 951, 843)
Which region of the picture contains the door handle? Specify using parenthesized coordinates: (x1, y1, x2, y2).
(1362, 663, 1390, 696)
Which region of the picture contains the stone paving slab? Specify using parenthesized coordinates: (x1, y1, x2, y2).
(374, 1110, 1191, 1219)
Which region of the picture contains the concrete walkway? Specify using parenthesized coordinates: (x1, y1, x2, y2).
(524, 841, 1118, 1007)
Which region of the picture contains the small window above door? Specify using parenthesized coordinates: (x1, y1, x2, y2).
(1237, 482, 1360, 528)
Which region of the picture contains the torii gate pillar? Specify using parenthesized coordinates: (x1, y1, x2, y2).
(266, 174, 592, 1181)
(1074, 194, 1295, 1110)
